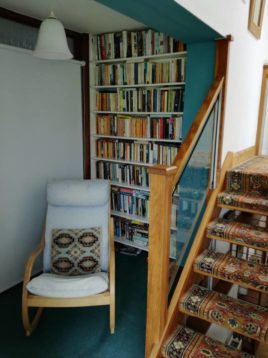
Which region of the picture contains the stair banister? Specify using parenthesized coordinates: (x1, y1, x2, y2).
(145, 76, 224, 358)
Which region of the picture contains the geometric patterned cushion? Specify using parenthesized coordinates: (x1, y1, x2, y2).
(51, 228, 101, 275)
(162, 325, 253, 358)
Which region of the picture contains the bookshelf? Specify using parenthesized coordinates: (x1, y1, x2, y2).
(89, 29, 187, 255)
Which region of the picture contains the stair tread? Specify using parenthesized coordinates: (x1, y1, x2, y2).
(194, 249, 268, 293)
(218, 191, 268, 213)
(179, 285, 268, 343)
(226, 156, 268, 194)
(162, 324, 253, 358)
(207, 219, 268, 250)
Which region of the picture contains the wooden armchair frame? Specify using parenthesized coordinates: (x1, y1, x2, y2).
(22, 218, 115, 336)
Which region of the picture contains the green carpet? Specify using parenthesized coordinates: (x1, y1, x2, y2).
(0, 252, 147, 358)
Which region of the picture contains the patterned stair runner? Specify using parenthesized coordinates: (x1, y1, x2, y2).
(179, 285, 268, 342)
(194, 250, 268, 292)
(162, 325, 253, 358)
(226, 156, 268, 194)
(207, 218, 268, 250)
(217, 191, 268, 213)
(218, 156, 268, 213)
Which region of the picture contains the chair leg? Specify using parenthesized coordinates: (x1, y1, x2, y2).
(110, 300, 115, 334)
(22, 293, 43, 336)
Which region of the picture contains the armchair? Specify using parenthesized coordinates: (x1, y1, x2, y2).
(22, 179, 115, 336)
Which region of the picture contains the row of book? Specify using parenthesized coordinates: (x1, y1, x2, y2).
(111, 188, 150, 219)
(95, 58, 186, 86)
(95, 29, 186, 60)
(114, 218, 149, 248)
(96, 115, 183, 140)
(96, 139, 180, 165)
(96, 161, 149, 188)
(96, 88, 184, 112)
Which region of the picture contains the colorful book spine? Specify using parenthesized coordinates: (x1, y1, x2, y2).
(95, 29, 186, 61)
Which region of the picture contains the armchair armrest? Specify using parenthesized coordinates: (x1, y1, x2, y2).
(109, 217, 115, 287)
(23, 234, 45, 288)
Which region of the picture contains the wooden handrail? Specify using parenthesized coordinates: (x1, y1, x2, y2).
(145, 76, 224, 358)
(172, 77, 224, 187)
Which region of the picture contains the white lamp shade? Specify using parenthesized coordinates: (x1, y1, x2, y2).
(33, 11, 73, 60)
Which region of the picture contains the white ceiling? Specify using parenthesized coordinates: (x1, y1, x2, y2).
(0, 0, 145, 33)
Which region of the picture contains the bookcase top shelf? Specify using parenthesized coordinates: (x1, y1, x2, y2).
(93, 82, 185, 89)
(92, 51, 187, 64)
(94, 111, 184, 115)
(93, 134, 182, 144)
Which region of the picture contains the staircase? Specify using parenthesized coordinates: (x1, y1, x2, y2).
(160, 155, 268, 357)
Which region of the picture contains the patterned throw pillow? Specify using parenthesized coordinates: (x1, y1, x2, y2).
(51, 228, 101, 276)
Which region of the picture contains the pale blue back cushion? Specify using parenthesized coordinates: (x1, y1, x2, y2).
(43, 180, 110, 273)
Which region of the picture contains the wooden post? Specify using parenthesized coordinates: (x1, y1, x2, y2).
(145, 165, 177, 358)
(215, 36, 232, 179)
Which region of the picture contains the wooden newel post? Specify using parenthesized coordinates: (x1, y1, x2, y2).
(145, 165, 177, 358)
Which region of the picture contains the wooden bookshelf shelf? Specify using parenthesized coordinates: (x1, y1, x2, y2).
(93, 82, 185, 89)
(111, 210, 149, 224)
(93, 134, 182, 143)
(92, 51, 187, 64)
(111, 181, 150, 192)
(115, 236, 148, 251)
(93, 111, 184, 115)
(92, 157, 153, 167)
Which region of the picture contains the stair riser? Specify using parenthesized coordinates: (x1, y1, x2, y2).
(207, 234, 268, 252)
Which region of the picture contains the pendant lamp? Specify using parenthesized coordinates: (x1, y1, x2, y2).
(33, 11, 73, 60)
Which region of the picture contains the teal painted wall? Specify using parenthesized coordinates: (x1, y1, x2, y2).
(183, 41, 216, 139)
(97, 0, 221, 43)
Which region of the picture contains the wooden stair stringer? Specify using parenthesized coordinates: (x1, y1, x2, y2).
(150, 151, 235, 358)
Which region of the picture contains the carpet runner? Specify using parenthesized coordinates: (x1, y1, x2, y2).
(207, 219, 268, 250)
(217, 191, 268, 213)
(194, 250, 268, 292)
(179, 285, 268, 342)
(226, 156, 268, 194)
(162, 325, 253, 358)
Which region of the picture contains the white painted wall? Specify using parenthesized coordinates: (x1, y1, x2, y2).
(0, 45, 83, 292)
(176, 0, 268, 159)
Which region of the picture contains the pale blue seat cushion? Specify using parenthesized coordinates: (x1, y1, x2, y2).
(27, 272, 108, 298)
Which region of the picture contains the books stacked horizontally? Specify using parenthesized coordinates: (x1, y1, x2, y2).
(96, 115, 182, 141)
(96, 162, 149, 188)
(111, 188, 150, 219)
(114, 218, 149, 248)
(96, 29, 186, 60)
(96, 139, 179, 165)
(97, 88, 184, 112)
(95, 58, 186, 86)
